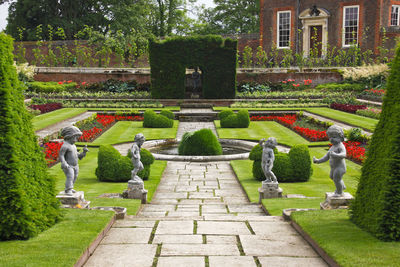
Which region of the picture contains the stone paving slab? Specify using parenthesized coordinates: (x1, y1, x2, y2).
(157, 221, 194, 235)
(84, 244, 157, 267)
(113, 220, 156, 228)
(206, 235, 237, 244)
(258, 256, 328, 267)
(249, 221, 299, 236)
(102, 228, 152, 244)
(197, 221, 251, 235)
(167, 211, 200, 217)
(138, 211, 167, 217)
(141, 204, 176, 212)
(160, 244, 240, 256)
(157, 256, 204, 267)
(209, 256, 257, 267)
(153, 234, 203, 244)
(228, 204, 264, 213)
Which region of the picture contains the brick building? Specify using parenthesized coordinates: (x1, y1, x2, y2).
(260, 0, 400, 56)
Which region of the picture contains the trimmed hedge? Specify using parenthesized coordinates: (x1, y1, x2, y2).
(160, 110, 174, 120)
(219, 109, 250, 128)
(149, 35, 237, 99)
(0, 33, 60, 240)
(178, 129, 222, 156)
(249, 143, 312, 182)
(350, 44, 400, 241)
(143, 110, 173, 128)
(27, 81, 77, 93)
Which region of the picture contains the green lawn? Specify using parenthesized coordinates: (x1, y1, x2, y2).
(0, 209, 114, 267)
(292, 210, 400, 267)
(215, 120, 329, 147)
(231, 147, 361, 215)
(32, 108, 87, 131)
(49, 147, 167, 214)
(305, 107, 378, 131)
(83, 120, 178, 146)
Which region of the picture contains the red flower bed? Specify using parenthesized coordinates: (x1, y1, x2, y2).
(343, 141, 366, 164)
(42, 141, 63, 166)
(96, 114, 116, 127)
(30, 103, 63, 114)
(115, 115, 144, 121)
(250, 114, 328, 142)
(330, 103, 367, 113)
(79, 127, 103, 142)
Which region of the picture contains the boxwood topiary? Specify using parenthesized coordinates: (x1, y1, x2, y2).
(96, 145, 131, 182)
(160, 110, 174, 120)
(0, 33, 60, 240)
(273, 153, 292, 182)
(143, 110, 173, 128)
(236, 110, 250, 128)
(350, 43, 400, 241)
(178, 129, 222, 156)
(219, 109, 250, 128)
(218, 109, 234, 120)
(288, 145, 312, 182)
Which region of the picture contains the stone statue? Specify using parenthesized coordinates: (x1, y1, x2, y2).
(191, 67, 201, 92)
(259, 137, 278, 183)
(313, 125, 347, 196)
(130, 133, 145, 183)
(59, 126, 88, 195)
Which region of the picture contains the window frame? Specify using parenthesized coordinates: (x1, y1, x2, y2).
(342, 5, 360, 47)
(277, 10, 291, 49)
(391, 5, 400, 26)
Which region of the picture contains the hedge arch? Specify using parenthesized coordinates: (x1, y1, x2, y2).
(149, 35, 237, 99)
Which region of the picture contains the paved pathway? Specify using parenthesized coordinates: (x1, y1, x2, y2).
(84, 117, 327, 267)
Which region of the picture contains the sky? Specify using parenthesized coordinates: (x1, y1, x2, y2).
(0, 0, 215, 32)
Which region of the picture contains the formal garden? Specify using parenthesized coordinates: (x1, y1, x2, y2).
(1, 29, 400, 267)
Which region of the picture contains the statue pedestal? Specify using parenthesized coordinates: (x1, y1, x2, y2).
(56, 191, 90, 209)
(123, 179, 147, 204)
(320, 192, 354, 210)
(258, 182, 283, 203)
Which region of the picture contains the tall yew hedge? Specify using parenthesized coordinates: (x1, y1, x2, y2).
(350, 44, 400, 241)
(149, 35, 237, 99)
(0, 33, 60, 240)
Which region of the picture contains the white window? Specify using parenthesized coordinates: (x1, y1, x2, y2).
(277, 11, 291, 48)
(391, 5, 400, 26)
(343, 5, 359, 47)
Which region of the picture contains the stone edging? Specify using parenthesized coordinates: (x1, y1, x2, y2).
(290, 220, 340, 267)
(74, 214, 116, 267)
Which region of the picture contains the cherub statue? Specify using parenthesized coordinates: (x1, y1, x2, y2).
(130, 133, 145, 183)
(259, 137, 278, 183)
(59, 126, 89, 195)
(313, 125, 347, 196)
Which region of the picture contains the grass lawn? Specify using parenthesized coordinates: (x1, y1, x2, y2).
(79, 120, 179, 146)
(215, 120, 329, 147)
(49, 147, 167, 214)
(292, 210, 400, 267)
(305, 107, 378, 131)
(231, 147, 361, 215)
(32, 108, 87, 131)
(0, 209, 114, 267)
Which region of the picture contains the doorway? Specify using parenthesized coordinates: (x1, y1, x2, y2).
(309, 25, 323, 57)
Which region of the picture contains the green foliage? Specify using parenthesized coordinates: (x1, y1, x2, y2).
(126, 147, 154, 180)
(143, 110, 173, 128)
(159, 110, 174, 120)
(27, 81, 77, 93)
(350, 44, 400, 241)
(219, 109, 250, 128)
(345, 128, 367, 143)
(252, 160, 264, 181)
(178, 129, 222, 156)
(289, 145, 313, 182)
(273, 153, 292, 182)
(0, 33, 60, 240)
(315, 83, 365, 92)
(95, 145, 132, 182)
(149, 35, 237, 99)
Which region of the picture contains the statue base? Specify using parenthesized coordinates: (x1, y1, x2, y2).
(123, 179, 147, 204)
(320, 192, 354, 210)
(56, 191, 90, 209)
(258, 182, 283, 203)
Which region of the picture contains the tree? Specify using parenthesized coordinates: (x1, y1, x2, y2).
(195, 0, 259, 34)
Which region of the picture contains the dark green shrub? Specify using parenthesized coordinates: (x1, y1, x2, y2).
(273, 153, 292, 182)
(315, 83, 364, 92)
(143, 110, 173, 128)
(289, 145, 312, 182)
(96, 145, 132, 182)
(252, 160, 265, 181)
(160, 110, 174, 120)
(219, 109, 250, 128)
(0, 33, 60, 240)
(27, 81, 77, 93)
(350, 44, 400, 241)
(126, 148, 155, 180)
(149, 35, 237, 99)
(178, 129, 222, 156)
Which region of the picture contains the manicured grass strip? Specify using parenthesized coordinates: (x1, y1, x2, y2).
(231, 147, 361, 215)
(305, 107, 378, 131)
(32, 108, 87, 131)
(0, 209, 114, 267)
(49, 147, 167, 215)
(88, 107, 181, 111)
(292, 210, 400, 267)
(86, 121, 179, 146)
(216, 120, 318, 147)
